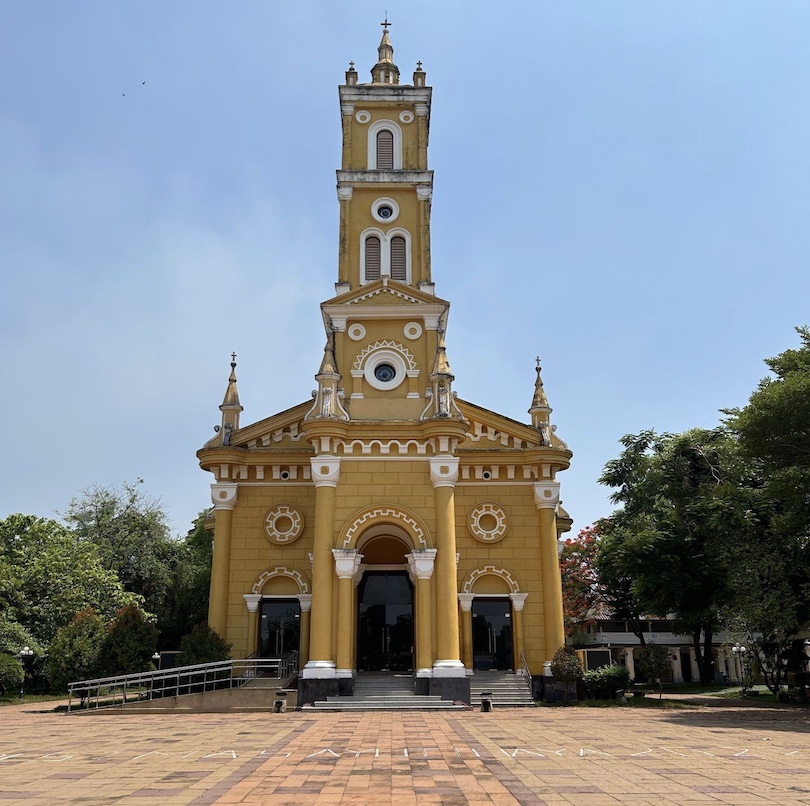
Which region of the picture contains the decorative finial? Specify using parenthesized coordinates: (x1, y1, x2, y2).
(231, 352, 237, 366)
(535, 355, 541, 369)
(349, 61, 355, 70)
(416, 60, 423, 70)
(381, 13, 391, 31)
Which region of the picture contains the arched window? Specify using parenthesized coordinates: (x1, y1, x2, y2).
(390, 236, 407, 281)
(376, 130, 394, 170)
(365, 236, 381, 281)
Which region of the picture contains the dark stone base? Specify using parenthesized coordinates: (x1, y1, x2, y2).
(297, 678, 339, 706)
(542, 678, 578, 704)
(531, 674, 545, 701)
(338, 677, 354, 697)
(429, 677, 471, 704)
(414, 677, 430, 696)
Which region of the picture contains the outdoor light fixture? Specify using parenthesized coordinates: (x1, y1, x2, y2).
(18, 646, 33, 700)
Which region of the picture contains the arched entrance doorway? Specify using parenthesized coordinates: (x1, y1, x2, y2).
(471, 598, 513, 670)
(356, 532, 414, 673)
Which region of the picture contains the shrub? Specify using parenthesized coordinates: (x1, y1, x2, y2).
(0, 653, 23, 695)
(47, 609, 107, 691)
(97, 605, 158, 677)
(637, 643, 672, 698)
(583, 663, 631, 699)
(176, 624, 231, 667)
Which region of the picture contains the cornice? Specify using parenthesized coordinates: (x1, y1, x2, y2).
(336, 169, 433, 186)
(338, 86, 432, 104)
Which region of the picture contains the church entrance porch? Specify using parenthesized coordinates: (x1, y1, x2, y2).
(471, 598, 513, 671)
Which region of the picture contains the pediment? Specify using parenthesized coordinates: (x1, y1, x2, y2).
(228, 401, 312, 450)
(324, 279, 449, 309)
(456, 399, 569, 452)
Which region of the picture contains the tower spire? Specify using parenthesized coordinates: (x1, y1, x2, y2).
(371, 18, 400, 84)
(529, 357, 553, 444)
(305, 330, 350, 421)
(421, 330, 464, 421)
(217, 353, 243, 445)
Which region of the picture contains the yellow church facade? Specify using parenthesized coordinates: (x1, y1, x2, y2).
(198, 29, 572, 705)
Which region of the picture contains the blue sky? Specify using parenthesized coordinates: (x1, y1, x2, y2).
(1, 2, 808, 537)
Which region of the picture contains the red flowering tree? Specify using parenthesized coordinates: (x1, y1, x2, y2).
(559, 525, 603, 636)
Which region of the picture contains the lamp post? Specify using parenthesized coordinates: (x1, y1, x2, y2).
(18, 646, 33, 701)
(732, 643, 748, 696)
(150, 652, 161, 701)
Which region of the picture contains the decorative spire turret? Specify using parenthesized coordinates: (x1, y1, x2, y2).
(371, 18, 400, 85)
(421, 331, 464, 420)
(217, 353, 243, 445)
(306, 331, 350, 421)
(529, 357, 553, 444)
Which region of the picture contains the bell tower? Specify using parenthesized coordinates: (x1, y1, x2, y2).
(336, 22, 434, 294)
(308, 22, 461, 426)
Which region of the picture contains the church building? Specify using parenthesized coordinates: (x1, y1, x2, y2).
(197, 27, 573, 705)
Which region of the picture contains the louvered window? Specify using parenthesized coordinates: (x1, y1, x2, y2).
(390, 236, 407, 281)
(365, 236, 381, 281)
(376, 130, 394, 169)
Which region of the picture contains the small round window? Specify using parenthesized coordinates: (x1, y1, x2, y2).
(374, 363, 397, 383)
(371, 197, 399, 223)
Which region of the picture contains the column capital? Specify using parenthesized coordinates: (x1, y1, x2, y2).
(509, 593, 528, 611)
(211, 483, 238, 510)
(429, 455, 459, 487)
(311, 456, 341, 487)
(457, 593, 475, 612)
(333, 549, 362, 579)
(297, 594, 312, 612)
(533, 481, 560, 509)
(407, 549, 437, 579)
(243, 593, 261, 613)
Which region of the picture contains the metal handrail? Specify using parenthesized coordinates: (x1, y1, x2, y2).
(518, 652, 533, 697)
(67, 654, 299, 713)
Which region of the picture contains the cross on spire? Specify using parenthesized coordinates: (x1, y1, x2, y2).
(535, 356, 542, 369)
(231, 352, 237, 364)
(381, 13, 390, 31)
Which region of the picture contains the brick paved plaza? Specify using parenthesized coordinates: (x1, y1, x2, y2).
(1, 701, 809, 804)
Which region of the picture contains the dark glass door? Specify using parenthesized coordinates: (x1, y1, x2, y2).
(472, 598, 513, 670)
(258, 599, 300, 658)
(357, 572, 413, 671)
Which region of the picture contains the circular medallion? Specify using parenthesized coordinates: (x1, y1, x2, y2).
(264, 505, 304, 545)
(348, 323, 366, 341)
(403, 321, 423, 340)
(355, 110, 371, 124)
(399, 111, 414, 124)
(468, 502, 509, 544)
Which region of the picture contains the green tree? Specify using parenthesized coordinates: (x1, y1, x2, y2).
(549, 645, 583, 702)
(97, 604, 159, 677)
(0, 514, 135, 647)
(723, 327, 810, 690)
(157, 512, 214, 649)
(47, 609, 107, 691)
(63, 481, 182, 624)
(176, 623, 231, 667)
(598, 428, 743, 684)
(637, 644, 672, 699)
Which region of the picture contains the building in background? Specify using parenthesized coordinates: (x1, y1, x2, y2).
(197, 26, 573, 706)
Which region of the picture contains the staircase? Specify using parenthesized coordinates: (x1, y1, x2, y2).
(469, 671, 535, 708)
(307, 673, 467, 711)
